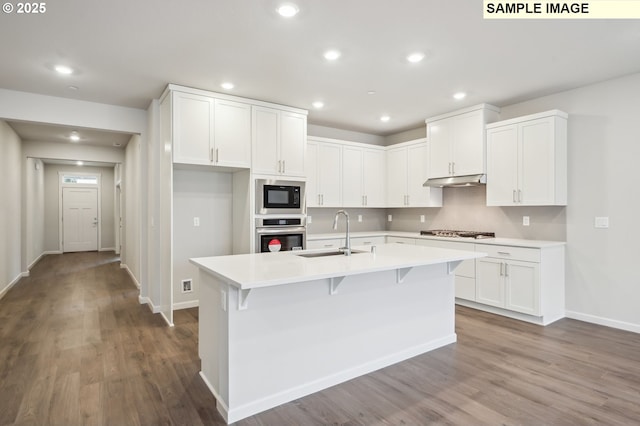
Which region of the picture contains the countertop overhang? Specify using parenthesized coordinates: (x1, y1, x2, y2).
(190, 243, 484, 290)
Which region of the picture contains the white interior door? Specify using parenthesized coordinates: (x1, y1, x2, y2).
(63, 187, 98, 252)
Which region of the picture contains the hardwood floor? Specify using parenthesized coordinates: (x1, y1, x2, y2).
(1, 252, 639, 425)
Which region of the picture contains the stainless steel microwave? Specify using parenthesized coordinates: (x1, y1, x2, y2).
(255, 179, 305, 215)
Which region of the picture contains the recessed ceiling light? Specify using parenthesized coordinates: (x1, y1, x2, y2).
(277, 3, 299, 17)
(380, 115, 391, 122)
(407, 52, 425, 63)
(76, 161, 84, 166)
(324, 50, 341, 61)
(55, 65, 74, 75)
(367, 90, 376, 95)
(221, 82, 234, 90)
(453, 92, 467, 100)
(67, 85, 79, 91)
(70, 131, 80, 142)
(312, 101, 324, 109)
(113, 142, 122, 147)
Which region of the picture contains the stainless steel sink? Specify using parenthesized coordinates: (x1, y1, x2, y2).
(295, 249, 367, 258)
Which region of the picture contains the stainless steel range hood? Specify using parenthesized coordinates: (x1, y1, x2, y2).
(423, 174, 486, 188)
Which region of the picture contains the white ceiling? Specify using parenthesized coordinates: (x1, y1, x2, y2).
(1, 0, 640, 138)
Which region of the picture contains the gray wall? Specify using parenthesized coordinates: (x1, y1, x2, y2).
(307, 208, 387, 235)
(387, 185, 566, 241)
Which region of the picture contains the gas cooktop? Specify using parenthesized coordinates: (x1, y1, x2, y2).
(420, 230, 495, 239)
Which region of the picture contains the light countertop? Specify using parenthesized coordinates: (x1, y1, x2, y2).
(308, 231, 566, 249)
(190, 243, 483, 290)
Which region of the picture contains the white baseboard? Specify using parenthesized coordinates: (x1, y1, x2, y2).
(43, 250, 62, 255)
(99, 247, 116, 252)
(27, 252, 46, 271)
(173, 300, 199, 310)
(120, 263, 141, 289)
(565, 310, 640, 334)
(0, 272, 23, 301)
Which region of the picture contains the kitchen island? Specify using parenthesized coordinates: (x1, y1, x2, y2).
(190, 243, 484, 424)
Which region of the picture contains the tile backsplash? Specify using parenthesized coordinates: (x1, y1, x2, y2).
(308, 186, 566, 241)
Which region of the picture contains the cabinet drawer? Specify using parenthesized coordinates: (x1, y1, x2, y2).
(480, 245, 540, 262)
(351, 236, 386, 246)
(306, 239, 343, 249)
(386, 237, 416, 245)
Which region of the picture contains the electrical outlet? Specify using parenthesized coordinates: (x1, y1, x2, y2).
(358, 214, 363, 222)
(181, 279, 193, 293)
(388, 214, 393, 222)
(595, 217, 609, 228)
(220, 290, 227, 311)
(420, 215, 425, 223)
(193, 217, 200, 227)
(307, 215, 312, 224)
(523, 216, 530, 226)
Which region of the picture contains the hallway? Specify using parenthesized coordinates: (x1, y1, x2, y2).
(0, 251, 220, 425)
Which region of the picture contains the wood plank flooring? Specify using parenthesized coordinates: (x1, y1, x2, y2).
(1, 251, 639, 425)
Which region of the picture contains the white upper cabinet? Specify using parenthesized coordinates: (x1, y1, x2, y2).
(306, 139, 342, 207)
(342, 145, 386, 207)
(426, 104, 500, 178)
(386, 140, 442, 208)
(252, 106, 307, 177)
(486, 110, 567, 206)
(172, 91, 251, 168)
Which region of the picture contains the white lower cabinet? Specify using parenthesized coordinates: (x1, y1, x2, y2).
(475, 244, 565, 323)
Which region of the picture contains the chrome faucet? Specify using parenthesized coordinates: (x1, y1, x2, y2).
(332, 210, 351, 256)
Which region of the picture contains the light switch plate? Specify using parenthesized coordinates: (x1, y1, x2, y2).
(307, 215, 312, 224)
(595, 217, 609, 228)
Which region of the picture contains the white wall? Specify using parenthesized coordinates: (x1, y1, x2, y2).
(24, 158, 45, 269)
(496, 73, 640, 332)
(0, 121, 23, 297)
(43, 164, 116, 252)
(123, 135, 141, 285)
(172, 168, 233, 308)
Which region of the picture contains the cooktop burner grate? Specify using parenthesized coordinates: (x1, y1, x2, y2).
(420, 230, 495, 239)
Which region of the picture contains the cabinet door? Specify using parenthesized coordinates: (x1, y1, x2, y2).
(172, 92, 213, 165)
(452, 110, 484, 176)
(476, 258, 505, 307)
(280, 112, 307, 177)
(407, 143, 442, 207)
(505, 260, 540, 315)
(427, 120, 451, 178)
(252, 107, 279, 175)
(342, 146, 364, 207)
(486, 124, 518, 206)
(317, 143, 342, 207)
(213, 99, 251, 168)
(306, 142, 319, 207)
(362, 149, 386, 207)
(386, 147, 407, 207)
(519, 117, 555, 205)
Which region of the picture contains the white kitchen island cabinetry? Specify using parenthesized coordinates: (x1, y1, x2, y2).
(416, 239, 477, 301)
(474, 243, 565, 324)
(191, 243, 482, 424)
(426, 104, 500, 179)
(252, 106, 307, 177)
(486, 110, 567, 206)
(171, 91, 251, 168)
(386, 139, 442, 207)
